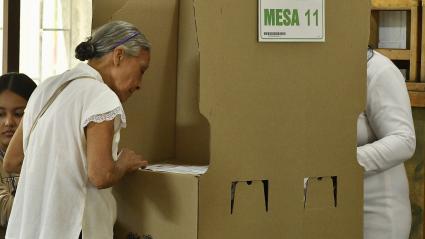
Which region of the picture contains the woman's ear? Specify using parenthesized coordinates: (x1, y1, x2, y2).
(112, 47, 125, 66)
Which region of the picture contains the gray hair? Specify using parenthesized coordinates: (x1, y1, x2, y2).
(75, 21, 151, 61)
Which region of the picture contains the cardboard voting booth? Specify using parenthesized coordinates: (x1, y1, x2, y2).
(92, 0, 370, 238)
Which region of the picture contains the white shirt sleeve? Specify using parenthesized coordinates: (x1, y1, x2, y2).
(357, 64, 416, 174)
(81, 84, 126, 129)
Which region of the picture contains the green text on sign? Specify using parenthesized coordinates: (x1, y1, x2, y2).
(264, 9, 319, 26)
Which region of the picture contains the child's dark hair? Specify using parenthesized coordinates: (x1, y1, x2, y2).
(0, 73, 37, 101)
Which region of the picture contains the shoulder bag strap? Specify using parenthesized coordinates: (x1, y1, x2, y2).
(27, 76, 95, 144)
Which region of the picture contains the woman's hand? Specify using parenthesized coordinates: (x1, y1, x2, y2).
(117, 148, 148, 172)
(86, 120, 146, 189)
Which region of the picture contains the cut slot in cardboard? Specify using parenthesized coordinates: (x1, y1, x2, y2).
(231, 180, 269, 214)
(304, 176, 337, 209)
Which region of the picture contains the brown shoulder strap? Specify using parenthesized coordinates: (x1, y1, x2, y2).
(26, 76, 95, 145)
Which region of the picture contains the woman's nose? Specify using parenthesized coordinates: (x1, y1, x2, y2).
(4, 114, 16, 127)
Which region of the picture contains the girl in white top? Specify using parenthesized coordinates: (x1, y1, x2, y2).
(357, 49, 416, 239)
(3, 21, 151, 239)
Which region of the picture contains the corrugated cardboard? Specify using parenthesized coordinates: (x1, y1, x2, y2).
(114, 171, 198, 239)
(93, 0, 179, 164)
(93, 0, 370, 238)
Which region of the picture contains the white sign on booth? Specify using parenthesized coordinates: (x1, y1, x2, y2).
(258, 0, 325, 42)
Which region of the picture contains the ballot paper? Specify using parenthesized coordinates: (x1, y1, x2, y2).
(141, 164, 209, 175)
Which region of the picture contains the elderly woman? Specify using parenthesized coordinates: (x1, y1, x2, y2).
(4, 21, 150, 239)
(0, 73, 36, 237)
(358, 48, 416, 239)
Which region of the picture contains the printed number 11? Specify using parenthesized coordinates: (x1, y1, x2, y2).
(305, 9, 319, 26)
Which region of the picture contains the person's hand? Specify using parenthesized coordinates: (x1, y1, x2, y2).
(117, 148, 148, 173)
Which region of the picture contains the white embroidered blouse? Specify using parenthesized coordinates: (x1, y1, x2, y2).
(6, 63, 126, 239)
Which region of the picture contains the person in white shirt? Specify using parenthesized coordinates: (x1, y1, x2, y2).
(357, 48, 416, 239)
(3, 21, 150, 239)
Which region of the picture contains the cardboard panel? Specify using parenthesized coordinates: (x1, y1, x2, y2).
(92, 0, 127, 29)
(113, 171, 198, 239)
(95, 0, 369, 238)
(195, 0, 368, 176)
(92, 0, 178, 163)
(176, 0, 210, 165)
(194, 0, 369, 238)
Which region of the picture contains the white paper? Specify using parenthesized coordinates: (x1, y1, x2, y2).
(141, 164, 209, 175)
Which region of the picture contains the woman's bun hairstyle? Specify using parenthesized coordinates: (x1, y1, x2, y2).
(75, 21, 151, 61)
(75, 39, 96, 61)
